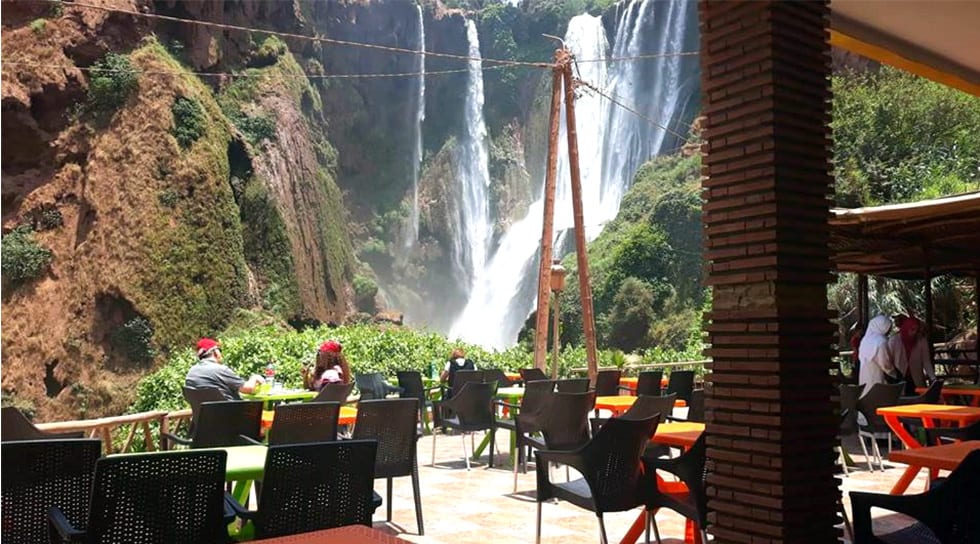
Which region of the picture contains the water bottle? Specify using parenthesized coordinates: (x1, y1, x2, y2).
(265, 362, 277, 390)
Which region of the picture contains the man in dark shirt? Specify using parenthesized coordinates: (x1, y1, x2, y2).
(185, 338, 262, 400)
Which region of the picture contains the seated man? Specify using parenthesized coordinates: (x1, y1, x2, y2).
(185, 338, 263, 400)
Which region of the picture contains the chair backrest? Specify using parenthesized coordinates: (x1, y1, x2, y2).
(895, 449, 980, 543)
(450, 370, 485, 398)
(555, 378, 590, 393)
(925, 420, 980, 445)
(900, 379, 944, 405)
(518, 380, 558, 423)
(396, 370, 426, 402)
(856, 382, 904, 433)
(0, 407, 83, 441)
(352, 398, 419, 479)
(635, 371, 663, 396)
(520, 367, 548, 382)
(267, 402, 340, 445)
(255, 440, 378, 538)
(183, 387, 228, 435)
(573, 416, 660, 513)
(595, 370, 623, 396)
(839, 384, 863, 436)
(687, 389, 705, 423)
(313, 382, 355, 404)
(665, 370, 695, 402)
(647, 435, 709, 527)
(623, 393, 677, 424)
(86, 450, 229, 543)
(482, 368, 512, 387)
(1, 439, 101, 544)
(446, 381, 495, 430)
(354, 373, 389, 400)
(540, 391, 596, 451)
(191, 400, 263, 448)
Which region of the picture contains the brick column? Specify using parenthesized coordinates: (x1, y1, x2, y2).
(700, 1, 840, 542)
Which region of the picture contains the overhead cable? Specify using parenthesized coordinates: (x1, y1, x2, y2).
(574, 78, 691, 144)
(575, 51, 700, 63)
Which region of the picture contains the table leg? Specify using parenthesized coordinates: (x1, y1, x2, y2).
(889, 465, 921, 495)
(472, 432, 491, 460)
(231, 479, 252, 504)
(883, 414, 922, 449)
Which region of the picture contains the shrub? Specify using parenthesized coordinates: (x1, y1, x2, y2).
(86, 53, 139, 114)
(24, 204, 63, 231)
(1, 226, 53, 284)
(171, 96, 206, 149)
(248, 36, 286, 68)
(233, 113, 276, 145)
(353, 274, 379, 313)
(30, 19, 45, 35)
(110, 316, 157, 364)
(158, 189, 179, 208)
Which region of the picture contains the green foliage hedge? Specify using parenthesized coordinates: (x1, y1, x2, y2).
(86, 53, 139, 114)
(1, 226, 53, 285)
(110, 317, 157, 364)
(171, 96, 207, 149)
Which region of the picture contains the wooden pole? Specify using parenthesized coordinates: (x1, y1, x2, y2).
(857, 274, 869, 330)
(533, 56, 565, 371)
(561, 56, 599, 384)
(551, 292, 561, 379)
(974, 275, 979, 372)
(924, 260, 935, 364)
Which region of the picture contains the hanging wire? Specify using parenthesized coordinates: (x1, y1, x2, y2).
(574, 77, 691, 144)
(576, 51, 699, 63)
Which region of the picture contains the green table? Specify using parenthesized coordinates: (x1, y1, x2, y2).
(471, 386, 527, 461)
(240, 389, 317, 410)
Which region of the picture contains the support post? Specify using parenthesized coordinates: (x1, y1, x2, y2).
(857, 274, 869, 330)
(924, 259, 934, 363)
(975, 275, 979, 371)
(532, 57, 565, 371)
(561, 56, 599, 384)
(551, 293, 561, 379)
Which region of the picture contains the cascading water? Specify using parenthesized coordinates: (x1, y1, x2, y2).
(449, 0, 699, 348)
(404, 3, 426, 248)
(449, 19, 493, 290)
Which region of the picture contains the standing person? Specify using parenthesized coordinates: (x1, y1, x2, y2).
(858, 315, 898, 396)
(888, 315, 935, 394)
(185, 338, 263, 400)
(302, 340, 352, 392)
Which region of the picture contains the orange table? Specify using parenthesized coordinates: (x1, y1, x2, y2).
(595, 395, 686, 416)
(619, 376, 670, 395)
(877, 404, 980, 449)
(887, 440, 980, 495)
(261, 406, 358, 431)
(249, 525, 411, 543)
(916, 384, 980, 407)
(504, 372, 522, 383)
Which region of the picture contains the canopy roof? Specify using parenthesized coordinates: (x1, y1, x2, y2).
(830, 192, 980, 278)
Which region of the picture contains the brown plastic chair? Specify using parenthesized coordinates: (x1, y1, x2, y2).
(161, 400, 263, 449)
(0, 407, 83, 441)
(313, 382, 355, 404)
(431, 381, 496, 470)
(520, 368, 548, 382)
(265, 402, 340, 445)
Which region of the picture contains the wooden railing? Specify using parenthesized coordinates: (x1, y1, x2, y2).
(36, 409, 192, 454)
(570, 360, 711, 375)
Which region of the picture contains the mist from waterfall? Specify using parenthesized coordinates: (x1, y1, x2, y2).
(404, 3, 426, 248)
(449, 0, 700, 349)
(449, 19, 493, 291)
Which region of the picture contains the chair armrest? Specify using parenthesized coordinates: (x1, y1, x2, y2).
(48, 507, 85, 543)
(224, 492, 257, 521)
(160, 431, 192, 448)
(618, 385, 635, 393)
(643, 451, 686, 475)
(534, 449, 590, 502)
(239, 435, 264, 446)
(589, 417, 609, 435)
(494, 400, 520, 410)
(850, 490, 931, 543)
(665, 415, 687, 423)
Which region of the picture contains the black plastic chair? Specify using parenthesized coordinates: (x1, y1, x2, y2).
(226, 440, 379, 539)
(644, 434, 708, 544)
(397, 370, 440, 433)
(264, 402, 340, 445)
(857, 382, 905, 470)
(850, 450, 980, 544)
(161, 400, 263, 449)
(839, 384, 864, 475)
(355, 372, 403, 400)
(313, 382, 355, 404)
(622, 371, 663, 396)
(595, 370, 623, 397)
(555, 378, 590, 393)
(352, 399, 424, 535)
(482, 368, 512, 388)
(1, 439, 101, 544)
(924, 420, 980, 446)
(665, 370, 695, 403)
(686, 389, 705, 423)
(494, 379, 556, 473)
(520, 367, 548, 382)
(181, 386, 228, 435)
(516, 391, 596, 491)
(50, 449, 229, 543)
(448, 370, 485, 399)
(535, 415, 660, 544)
(431, 381, 496, 470)
(0, 407, 84, 441)
(899, 379, 943, 405)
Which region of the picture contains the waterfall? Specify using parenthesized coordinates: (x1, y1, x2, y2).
(404, 4, 426, 248)
(449, 19, 493, 290)
(449, 0, 699, 349)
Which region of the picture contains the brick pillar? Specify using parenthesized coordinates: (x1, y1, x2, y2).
(700, 1, 840, 542)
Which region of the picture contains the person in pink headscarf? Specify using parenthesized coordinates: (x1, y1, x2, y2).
(302, 340, 352, 391)
(887, 315, 935, 394)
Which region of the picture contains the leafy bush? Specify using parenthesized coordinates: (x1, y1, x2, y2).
(353, 274, 379, 313)
(607, 278, 670, 352)
(86, 53, 139, 114)
(24, 204, 63, 231)
(248, 36, 286, 68)
(233, 113, 277, 146)
(158, 188, 179, 208)
(1, 226, 53, 284)
(30, 19, 45, 35)
(171, 96, 206, 149)
(110, 317, 157, 364)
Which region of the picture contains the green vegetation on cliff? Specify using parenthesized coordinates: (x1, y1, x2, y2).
(1, 226, 53, 286)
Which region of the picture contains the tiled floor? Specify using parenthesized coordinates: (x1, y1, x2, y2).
(365, 430, 933, 543)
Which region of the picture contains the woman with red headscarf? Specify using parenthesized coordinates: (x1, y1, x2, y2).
(302, 340, 352, 391)
(887, 315, 935, 394)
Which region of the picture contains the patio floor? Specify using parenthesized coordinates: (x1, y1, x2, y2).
(363, 430, 931, 543)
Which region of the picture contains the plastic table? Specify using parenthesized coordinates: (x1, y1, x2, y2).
(241, 389, 318, 410)
(915, 384, 980, 407)
(887, 440, 980, 494)
(249, 525, 412, 543)
(261, 406, 358, 431)
(877, 404, 980, 449)
(595, 395, 686, 416)
(619, 376, 669, 395)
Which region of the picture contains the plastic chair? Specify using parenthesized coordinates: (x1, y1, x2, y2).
(622, 371, 663, 396)
(397, 370, 440, 433)
(226, 440, 379, 539)
(161, 400, 263, 449)
(644, 434, 708, 544)
(857, 382, 904, 470)
(899, 379, 943, 405)
(520, 367, 548, 382)
(355, 372, 403, 400)
(0, 407, 84, 441)
(448, 370, 485, 399)
(839, 384, 863, 474)
(1, 439, 101, 544)
(535, 416, 660, 544)
(482, 368, 512, 388)
(516, 391, 596, 491)
(50, 449, 229, 543)
(555, 378, 590, 393)
(431, 381, 496, 470)
(686, 389, 705, 423)
(352, 399, 424, 535)
(924, 420, 980, 446)
(850, 450, 980, 544)
(313, 382, 355, 404)
(665, 370, 695, 403)
(494, 379, 556, 473)
(264, 402, 340, 445)
(595, 370, 623, 396)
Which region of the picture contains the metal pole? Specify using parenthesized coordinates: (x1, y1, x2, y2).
(561, 57, 599, 384)
(533, 56, 565, 371)
(551, 292, 561, 379)
(857, 274, 869, 330)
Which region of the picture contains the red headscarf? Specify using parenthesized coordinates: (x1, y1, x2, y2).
(899, 316, 922, 357)
(319, 340, 342, 353)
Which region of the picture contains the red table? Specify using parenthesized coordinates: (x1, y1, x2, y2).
(595, 396, 686, 416)
(249, 525, 411, 543)
(877, 404, 980, 449)
(887, 440, 980, 494)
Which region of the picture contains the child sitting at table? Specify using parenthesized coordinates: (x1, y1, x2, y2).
(302, 340, 352, 391)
